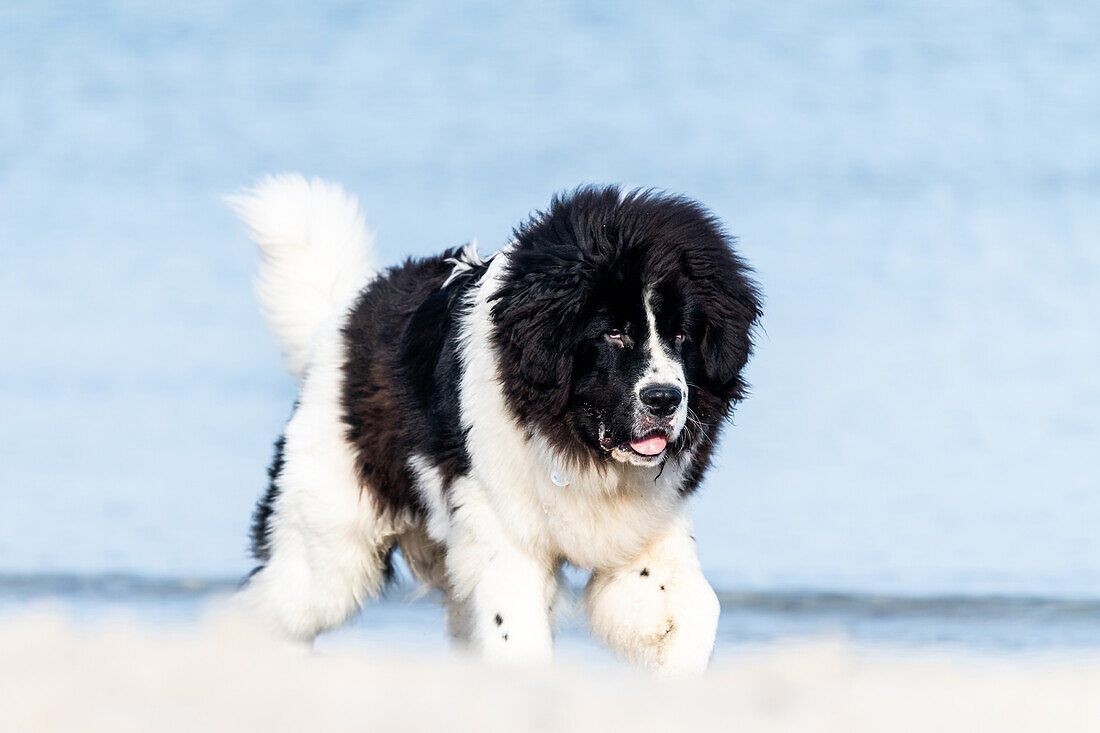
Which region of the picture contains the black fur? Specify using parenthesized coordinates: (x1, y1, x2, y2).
(250, 433, 285, 561)
(249, 251, 485, 563)
(490, 186, 761, 482)
(339, 248, 485, 517)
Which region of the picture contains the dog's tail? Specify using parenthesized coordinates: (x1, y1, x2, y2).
(227, 175, 378, 382)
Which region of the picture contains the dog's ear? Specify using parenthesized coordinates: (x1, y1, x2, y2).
(697, 258, 762, 403)
(490, 267, 588, 416)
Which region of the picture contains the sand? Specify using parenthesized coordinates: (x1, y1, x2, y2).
(1, 608, 1098, 732)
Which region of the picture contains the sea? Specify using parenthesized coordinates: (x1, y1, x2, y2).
(1, 0, 1098, 653)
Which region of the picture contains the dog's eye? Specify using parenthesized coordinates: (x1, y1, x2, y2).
(673, 333, 685, 344)
(606, 330, 624, 345)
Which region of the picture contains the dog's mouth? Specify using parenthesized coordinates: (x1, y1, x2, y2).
(607, 430, 672, 466)
(626, 432, 668, 457)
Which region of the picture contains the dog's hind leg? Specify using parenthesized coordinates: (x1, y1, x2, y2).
(236, 321, 396, 643)
(396, 526, 474, 644)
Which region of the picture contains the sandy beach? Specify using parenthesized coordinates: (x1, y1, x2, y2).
(2, 608, 1097, 733)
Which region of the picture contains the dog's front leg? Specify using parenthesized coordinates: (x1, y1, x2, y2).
(583, 515, 720, 676)
(444, 485, 555, 665)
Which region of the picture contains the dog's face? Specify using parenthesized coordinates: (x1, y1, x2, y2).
(570, 282, 690, 467)
(491, 187, 761, 479)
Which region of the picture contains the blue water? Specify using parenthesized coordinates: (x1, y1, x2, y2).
(1, 1, 1099, 609)
(7, 573, 1100, 655)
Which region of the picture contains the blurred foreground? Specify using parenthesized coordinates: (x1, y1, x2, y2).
(2, 606, 1098, 732)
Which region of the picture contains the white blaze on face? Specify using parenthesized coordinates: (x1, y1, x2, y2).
(637, 288, 689, 436)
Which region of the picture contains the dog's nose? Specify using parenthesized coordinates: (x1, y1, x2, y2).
(639, 385, 682, 416)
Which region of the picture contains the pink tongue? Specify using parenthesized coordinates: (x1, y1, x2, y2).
(629, 435, 668, 456)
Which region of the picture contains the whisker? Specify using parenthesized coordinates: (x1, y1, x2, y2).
(685, 406, 710, 431)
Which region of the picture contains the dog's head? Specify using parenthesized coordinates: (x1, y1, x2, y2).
(491, 186, 761, 474)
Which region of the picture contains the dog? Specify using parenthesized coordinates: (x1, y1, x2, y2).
(229, 176, 761, 674)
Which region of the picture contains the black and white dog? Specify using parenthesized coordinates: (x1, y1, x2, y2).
(230, 176, 760, 674)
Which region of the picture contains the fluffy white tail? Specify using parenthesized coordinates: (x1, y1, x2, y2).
(227, 175, 378, 382)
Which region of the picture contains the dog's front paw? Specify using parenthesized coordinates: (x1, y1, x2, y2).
(584, 561, 719, 676)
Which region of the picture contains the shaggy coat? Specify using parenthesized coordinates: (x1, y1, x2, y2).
(231, 177, 761, 674)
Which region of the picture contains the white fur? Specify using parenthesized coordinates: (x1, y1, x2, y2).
(407, 455, 451, 546)
(235, 311, 402, 641)
(584, 514, 720, 676)
(441, 240, 495, 288)
(226, 174, 377, 382)
(638, 288, 689, 425)
(445, 475, 557, 664)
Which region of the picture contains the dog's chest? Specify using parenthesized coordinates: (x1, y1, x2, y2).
(547, 484, 681, 569)
(485, 460, 686, 569)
